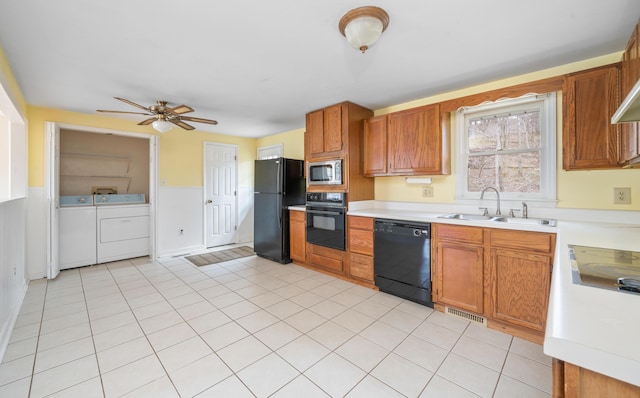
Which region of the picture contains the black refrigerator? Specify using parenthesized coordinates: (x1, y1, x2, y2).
(254, 158, 305, 263)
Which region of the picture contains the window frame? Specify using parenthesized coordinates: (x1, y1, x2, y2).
(455, 93, 557, 205)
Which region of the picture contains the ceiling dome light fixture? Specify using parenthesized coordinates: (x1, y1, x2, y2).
(339, 6, 389, 53)
(152, 117, 172, 133)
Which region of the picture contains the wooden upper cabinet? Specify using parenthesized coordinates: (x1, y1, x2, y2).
(563, 64, 620, 170)
(620, 21, 640, 165)
(363, 115, 388, 176)
(306, 104, 343, 159)
(363, 103, 449, 176)
(389, 104, 443, 174)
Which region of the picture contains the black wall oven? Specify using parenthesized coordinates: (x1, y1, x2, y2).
(306, 192, 346, 251)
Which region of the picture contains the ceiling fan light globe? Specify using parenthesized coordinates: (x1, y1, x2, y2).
(152, 119, 172, 133)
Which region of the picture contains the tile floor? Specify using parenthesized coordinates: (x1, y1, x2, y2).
(0, 249, 552, 397)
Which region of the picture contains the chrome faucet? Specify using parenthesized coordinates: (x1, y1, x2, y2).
(522, 201, 528, 218)
(480, 187, 501, 216)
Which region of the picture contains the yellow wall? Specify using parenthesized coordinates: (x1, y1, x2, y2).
(256, 128, 305, 160)
(27, 106, 256, 188)
(374, 53, 640, 211)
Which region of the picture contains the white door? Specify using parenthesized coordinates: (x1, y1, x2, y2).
(45, 122, 60, 279)
(205, 143, 237, 247)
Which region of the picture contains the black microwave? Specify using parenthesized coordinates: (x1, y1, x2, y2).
(307, 159, 343, 186)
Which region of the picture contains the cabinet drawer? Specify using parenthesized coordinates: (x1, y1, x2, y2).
(349, 253, 374, 281)
(349, 229, 373, 256)
(349, 216, 373, 230)
(290, 210, 305, 222)
(309, 244, 344, 272)
(435, 224, 484, 244)
(489, 229, 555, 253)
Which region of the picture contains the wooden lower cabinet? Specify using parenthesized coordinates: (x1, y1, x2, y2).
(554, 360, 640, 398)
(289, 210, 306, 263)
(433, 224, 484, 314)
(308, 244, 344, 273)
(433, 223, 556, 341)
(347, 216, 374, 283)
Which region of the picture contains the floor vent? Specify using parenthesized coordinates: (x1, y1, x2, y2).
(445, 307, 487, 326)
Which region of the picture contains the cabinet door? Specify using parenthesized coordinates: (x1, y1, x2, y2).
(289, 212, 306, 263)
(307, 110, 325, 156)
(620, 24, 640, 164)
(435, 241, 484, 314)
(350, 252, 374, 282)
(563, 65, 620, 169)
(323, 104, 343, 153)
(388, 104, 442, 174)
(363, 115, 388, 176)
(488, 248, 551, 332)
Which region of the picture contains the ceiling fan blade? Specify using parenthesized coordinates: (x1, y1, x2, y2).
(180, 116, 218, 125)
(97, 109, 152, 116)
(169, 105, 194, 114)
(138, 117, 156, 126)
(114, 97, 151, 112)
(171, 119, 195, 130)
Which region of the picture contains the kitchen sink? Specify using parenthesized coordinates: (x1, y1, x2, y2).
(490, 216, 558, 227)
(438, 213, 493, 221)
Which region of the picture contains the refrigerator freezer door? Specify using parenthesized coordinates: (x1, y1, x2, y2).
(254, 159, 282, 194)
(253, 192, 288, 263)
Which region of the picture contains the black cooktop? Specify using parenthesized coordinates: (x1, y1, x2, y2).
(569, 245, 640, 295)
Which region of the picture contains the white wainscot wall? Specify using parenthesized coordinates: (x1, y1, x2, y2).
(158, 186, 206, 257)
(26, 187, 47, 279)
(237, 185, 254, 244)
(0, 198, 29, 362)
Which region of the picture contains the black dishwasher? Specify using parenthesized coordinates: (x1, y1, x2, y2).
(374, 219, 433, 308)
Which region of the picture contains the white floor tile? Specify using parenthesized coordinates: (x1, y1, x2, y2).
(195, 375, 254, 397)
(138, 310, 183, 334)
(271, 374, 330, 398)
(510, 337, 552, 366)
(463, 324, 513, 350)
(265, 299, 304, 319)
(34, 336, 95, 373)
(420, 375, 480, 398)
(360, 321, 408, 351)
(200, 321, 250, 351)
(393, 335, 448, 373)
(284, 309, 327, 333)
(45, 376, 104, 398)
(436, 353, 500, 398)
(30, 355, 100, 398)
(132, 300, 174, 321)
(502, 352, 552, 394)
(379, 308, 424, 333)
(335, 335, 390, 372)
(0, 376, 31, 397)
(0, 355, 34, 386)
(304, 353, 366, 398)
(236, 309, 279, 333)
(101, 355, 166, 398)
(277, 335, 330, 372)
(188, 310, 232, 334)
(175, 300, 217, 320)
(351, 299, 392, 319)
(157, 336, 213, 372)
(346, 375, 405, 398)
(371, 352, 433, 397)
(216, 335, 272, 372)
(237, 353, 300, 397)
(331, 309, 375, 333)
(253, 321, 302, 350)
(307, 320, 354, 350)
(2, 336, 38, 362)
(120, 375, 180, 398)
(147, 322, 198, 351)
(90, 310, 137, 335)
(168, 354, 233, 397)
(494, 374, 551, 398)
(97, 336, 154, 373)
(452, 335, 508, 371)
(412, 320, 462, 351)
(93, 322, 145, 352)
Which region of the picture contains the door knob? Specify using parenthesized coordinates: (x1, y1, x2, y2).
(206, 199, 213, 204)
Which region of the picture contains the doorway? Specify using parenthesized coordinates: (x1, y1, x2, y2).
(204, 142, 238, 247)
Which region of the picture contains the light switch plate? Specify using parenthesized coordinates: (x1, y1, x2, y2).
(422, 187, 434, 197)
(613, 187, 631, 204)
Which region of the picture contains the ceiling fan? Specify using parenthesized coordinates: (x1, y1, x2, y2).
(97, 97, 218, 132)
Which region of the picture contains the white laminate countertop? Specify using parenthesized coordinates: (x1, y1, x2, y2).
(290, 201, 640, 385)
(544, 221, 640, 387)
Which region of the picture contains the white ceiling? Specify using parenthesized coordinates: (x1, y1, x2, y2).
(0, 1, 638, 138)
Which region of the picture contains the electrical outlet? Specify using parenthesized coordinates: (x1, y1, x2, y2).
(179, 229, 184, 235)
(613, 187, 631, 204)
(422, 186, 434, 197)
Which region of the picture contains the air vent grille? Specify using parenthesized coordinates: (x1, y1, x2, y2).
(445, 307, 487, 326)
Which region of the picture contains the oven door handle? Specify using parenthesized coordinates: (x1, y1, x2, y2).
(306, 209, 343, 216)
